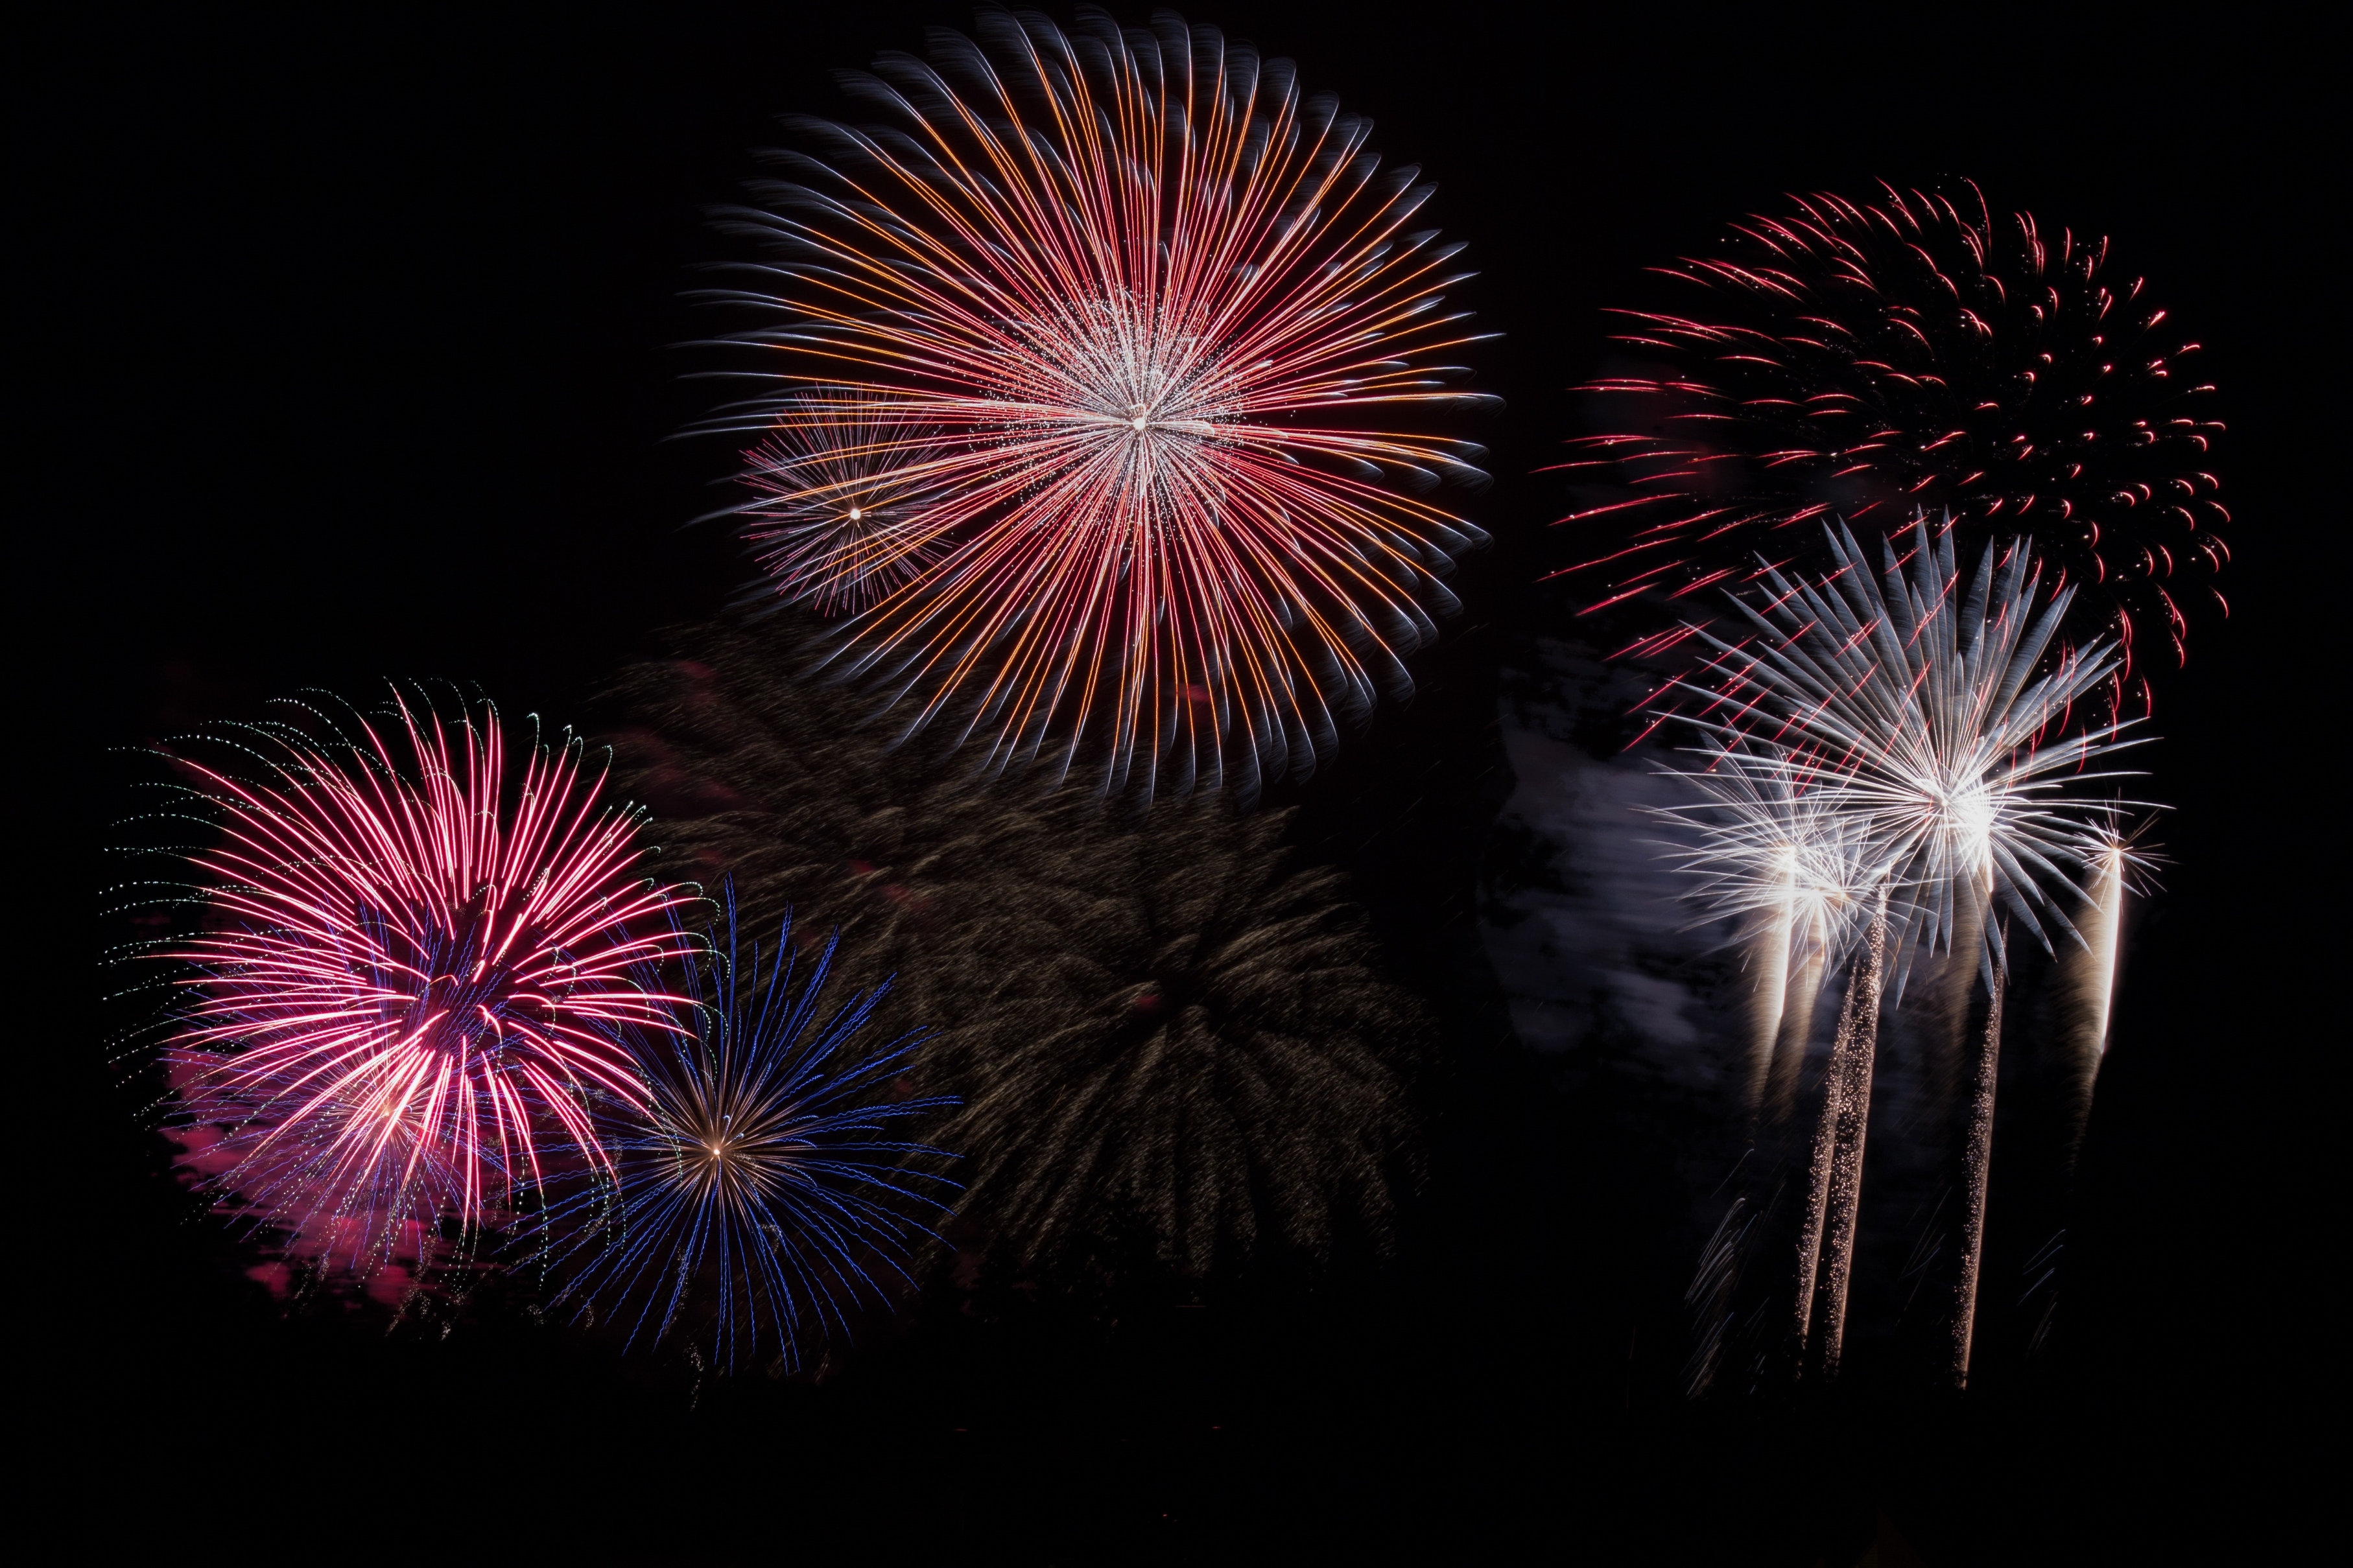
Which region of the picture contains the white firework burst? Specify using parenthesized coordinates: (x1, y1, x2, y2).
(1681, 513, 2147, 983)
(1653, 743, 1886, 975)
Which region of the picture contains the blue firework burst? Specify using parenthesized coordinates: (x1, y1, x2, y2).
(548, 889, 960, 1372)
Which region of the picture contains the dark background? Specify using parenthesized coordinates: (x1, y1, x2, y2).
(29, 5, 2325, 1560)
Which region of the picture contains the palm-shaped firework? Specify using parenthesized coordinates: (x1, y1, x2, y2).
(1692, 515, 2144, 987)
(546, 891, 960, 1375)
(702, 6, 1493, 797)
(1661, 513, 2150, 1383)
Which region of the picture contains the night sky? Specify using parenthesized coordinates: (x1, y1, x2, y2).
(37, 5, 2324, 1560)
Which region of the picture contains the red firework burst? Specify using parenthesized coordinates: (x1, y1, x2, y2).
(703, 8, 1495, 795)
(1556, 183, 2225, 707)
(158, 690, 698, 1276)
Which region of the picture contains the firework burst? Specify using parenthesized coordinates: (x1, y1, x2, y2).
(729, 395, 954, 616)
(152, 690, 698, 1278)
(704, 6, 1494, 796)
(1664, 513, 2154, 1381)
(884, 797, 1425, 1276)
(546, 893, 960, 1374)
(1653, 746, 1882, 1117)
(1561, 183, 2225, 707)
(1685, 514, 2145, 987)
(597, 622, 1423, 1276)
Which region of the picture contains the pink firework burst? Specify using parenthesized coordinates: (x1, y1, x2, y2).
(702, 7, 1495, 796)
(1557, 183, 2225, 710)
(158, 690, 700, 1278)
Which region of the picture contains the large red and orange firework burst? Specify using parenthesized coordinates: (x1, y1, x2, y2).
(703, 8, 1494, 796)
(159, 691, 698, 1277)
(1557, 184, 2225, 707)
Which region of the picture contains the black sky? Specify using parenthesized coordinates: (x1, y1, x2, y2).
(31, 5, 2327, 1560)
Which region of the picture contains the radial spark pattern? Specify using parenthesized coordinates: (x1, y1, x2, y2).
(864, 799, 1425, 1276)
(158, 691, 697, 1276)
(1561, 185, 2225, 703)
(549, 895, 960, 1373)
(707, 7, 1493, 795)
(1653, 743, 1884, 974)
(1680, 515, 2146, 983)
(733, 395, 953, 616)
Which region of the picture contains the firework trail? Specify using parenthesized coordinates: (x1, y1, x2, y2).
(1951, 950, 2005, 1386)
(1558, 183, 2225, 711)
(2055, 836, 2133, 1163)
(1801, 896, 1886, 1379)
(729, 395, 953, 616)
(1762, 933, 1828, 1127)
(2020, 833, 2150, 1356)
(1654, 753, 1879, 1122)
(1740, 898, 1792, 1116)
(1673, 513, 2147, 1379)
(150, 689, 698, 1278)
(545, 891, 960, 1374)
(704, 6, 1495, 797)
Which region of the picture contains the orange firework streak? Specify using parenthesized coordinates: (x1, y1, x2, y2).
(733, 395, 956, 616)
(707, 11, 1493, 795)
